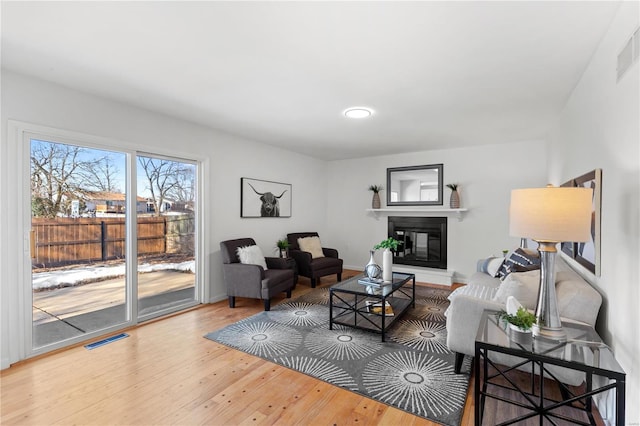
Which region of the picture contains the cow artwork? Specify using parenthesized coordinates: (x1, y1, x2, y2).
(247, 183, 287, 217)
(241, 178, 292, 218)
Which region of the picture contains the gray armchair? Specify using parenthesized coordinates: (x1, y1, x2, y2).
(220, 238, 296, 311)
(287, 232, 343, 288)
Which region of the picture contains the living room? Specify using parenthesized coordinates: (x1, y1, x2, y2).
(1, 1, 638, 424)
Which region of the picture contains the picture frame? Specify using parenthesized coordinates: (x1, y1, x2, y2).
(561, 169, 602, 276)
(241, 178, 292, 218)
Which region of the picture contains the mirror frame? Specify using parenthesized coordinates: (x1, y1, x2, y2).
(386, 164, 444, 206)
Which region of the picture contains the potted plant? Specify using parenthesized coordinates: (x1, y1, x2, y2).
(374, 237, 400, 282)
(373, 237, 400, 251)
(497, 306, 536, 344)
(368, 185, 383, 209)
(446, 183, 460, 208)
(276, 239, 290, 258)
(497, 307, 536, 331)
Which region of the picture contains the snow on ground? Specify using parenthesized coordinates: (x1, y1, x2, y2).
(32, 261, 195, 291)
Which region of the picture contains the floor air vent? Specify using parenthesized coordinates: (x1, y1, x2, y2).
(85, 333, 129, 350)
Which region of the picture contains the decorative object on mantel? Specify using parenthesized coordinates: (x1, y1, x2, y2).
(364, 250, 382, 279)
(368, 184, 383, 209)
(374, 237, 400, 283)
(446, 183, 460, 209)
(276, 239, 290, 258)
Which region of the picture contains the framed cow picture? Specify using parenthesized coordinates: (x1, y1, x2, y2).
(241, 178, 292, 218)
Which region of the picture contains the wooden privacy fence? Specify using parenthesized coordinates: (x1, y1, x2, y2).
(31, 215, 195, 267)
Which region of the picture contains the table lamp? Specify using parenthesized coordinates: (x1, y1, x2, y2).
(509, 185, 593, 341)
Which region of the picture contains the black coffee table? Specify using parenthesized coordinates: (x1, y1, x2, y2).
(329, 272, 415, 341)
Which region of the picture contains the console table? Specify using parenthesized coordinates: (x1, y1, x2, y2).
(474, 310, 625, 425)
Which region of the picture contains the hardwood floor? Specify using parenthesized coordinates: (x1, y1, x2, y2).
(0, 272, 469, 425)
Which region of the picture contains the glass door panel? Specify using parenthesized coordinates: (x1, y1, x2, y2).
(136, 155, 197, 319)
(31, 138, 128, 348)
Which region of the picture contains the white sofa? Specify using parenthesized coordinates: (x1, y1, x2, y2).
(445, 253, 602, 384)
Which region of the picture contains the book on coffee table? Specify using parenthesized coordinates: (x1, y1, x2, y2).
(366, 300, 394, 316)
(357, 277, 389, 287)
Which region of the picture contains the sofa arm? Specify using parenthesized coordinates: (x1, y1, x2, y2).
(446, 294, 503, 357)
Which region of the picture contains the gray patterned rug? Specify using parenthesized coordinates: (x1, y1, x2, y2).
(204, 285, 471, 425)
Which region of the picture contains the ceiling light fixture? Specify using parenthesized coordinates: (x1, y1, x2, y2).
(344, 107, 373, 119)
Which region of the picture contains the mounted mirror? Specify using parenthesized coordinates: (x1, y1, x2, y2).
(387, 164, 443, 206)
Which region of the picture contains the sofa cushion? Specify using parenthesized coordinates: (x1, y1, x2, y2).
(497, 248, 540, 280)
(493, 270, 540, 310)
(236, 245, 268, 270)
(298, 236, 325, 259)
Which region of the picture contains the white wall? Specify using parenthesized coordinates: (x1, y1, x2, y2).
(0, 70, 328, 368)
(546, 2, 639, 423)
(325, 141, 548, 282)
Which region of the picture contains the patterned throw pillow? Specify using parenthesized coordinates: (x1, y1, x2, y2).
(497, 248, 540, 280)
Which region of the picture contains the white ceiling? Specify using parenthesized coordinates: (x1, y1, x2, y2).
(1, 1, 621, 160)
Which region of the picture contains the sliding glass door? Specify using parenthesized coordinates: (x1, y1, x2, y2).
(31, 138, 129, 347)
(136, 154, 197, 320)
(29, 136, 199, 350)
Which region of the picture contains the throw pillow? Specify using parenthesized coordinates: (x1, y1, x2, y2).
(493, 269, 540, 310)
(298, 236, 325, 259)
(479, 256, 505, 277)
(236, 245, 268, 270)
(497, 248, 540, 280)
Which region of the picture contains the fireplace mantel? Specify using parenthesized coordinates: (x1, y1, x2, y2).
(366, 207, 468, 221)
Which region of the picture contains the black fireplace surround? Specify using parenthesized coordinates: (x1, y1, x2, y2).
(388, 216, 447, 269)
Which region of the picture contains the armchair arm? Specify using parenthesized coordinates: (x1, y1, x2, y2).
(290, 249, 312, 264)
(322, 247, 339, 258)
(265, 257, 289, 269)
(223, 263, 264, 289)
(446, 294, 503, 357)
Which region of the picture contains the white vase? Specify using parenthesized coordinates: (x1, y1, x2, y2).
(382, 249, 393, 282)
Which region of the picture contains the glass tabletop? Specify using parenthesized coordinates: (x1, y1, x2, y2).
(330, 272, 414, 297)
(477, 310, 625, 376)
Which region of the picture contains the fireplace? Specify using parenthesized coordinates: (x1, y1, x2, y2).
(388, 216, 447, 269)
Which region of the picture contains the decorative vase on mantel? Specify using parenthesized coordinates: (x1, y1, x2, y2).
(450, 190, 460, 209)
(364, 250, 382, 279)
(372, 192, 381, 209)
(369, 185, 383, 209)
(447, 183, 460, 209)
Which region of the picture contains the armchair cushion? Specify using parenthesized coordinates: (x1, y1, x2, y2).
(297, 236, 325, 259)
(237, 245, 268, 269)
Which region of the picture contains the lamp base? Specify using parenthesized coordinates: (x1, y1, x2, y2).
(533, 241, 566, 342)
(531, 323, 567, 342)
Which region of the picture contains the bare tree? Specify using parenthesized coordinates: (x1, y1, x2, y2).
(78, 155, 122, 193)
(31, 141, 87, 218)
(138, 156, 187, 216)
(167, 166, 196, 206)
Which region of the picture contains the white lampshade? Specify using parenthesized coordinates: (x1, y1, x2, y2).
(509, 187, 593, 243)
